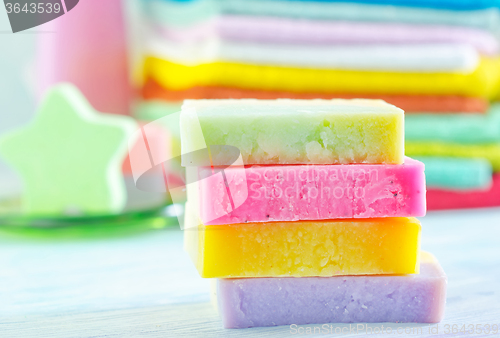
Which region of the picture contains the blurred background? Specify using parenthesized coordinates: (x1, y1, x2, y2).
(0, 7, 34, 202)
(2, 0, 500, 221)
(1, 0, 499, 336)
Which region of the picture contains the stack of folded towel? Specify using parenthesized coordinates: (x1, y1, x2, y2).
(181, 98, 446, 329)
(139, 0, 500, 210)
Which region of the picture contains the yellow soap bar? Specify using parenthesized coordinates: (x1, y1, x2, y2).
(145, 56, 500, 99)
(184, 203, 421, 278)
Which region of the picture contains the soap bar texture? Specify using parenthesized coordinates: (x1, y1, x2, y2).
(192, 157, 426, 225)
(406, 104, 500, 144)
(215, 252, 446, 329)
(415, 156, 492, 190)
(143, 79, 489, 114)
(428, 174, 500, 210)
(184, 204, 421, 278)
(180, 99, 404, 166)
(406, 142, 500, 171)
(145, 57, 500, 99)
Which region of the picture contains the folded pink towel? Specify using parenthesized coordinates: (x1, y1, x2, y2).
(157, 15, 499, 55)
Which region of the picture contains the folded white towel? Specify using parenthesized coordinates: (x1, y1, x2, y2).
(147, 36, 480, 73)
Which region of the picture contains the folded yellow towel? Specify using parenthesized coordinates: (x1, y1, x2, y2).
(145, 56, 500, 99)
(406, 142, 500, 171)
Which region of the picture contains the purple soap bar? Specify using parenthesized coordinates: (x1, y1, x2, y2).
(215, 252, 447, 329)
(195, 157, 426, 225)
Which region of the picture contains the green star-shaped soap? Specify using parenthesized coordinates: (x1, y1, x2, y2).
(0, 84, 137, 216)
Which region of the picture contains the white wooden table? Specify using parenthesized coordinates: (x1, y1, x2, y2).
(1, 208, 499, 337)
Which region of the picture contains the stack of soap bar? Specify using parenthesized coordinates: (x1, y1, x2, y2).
(214, 252, 447, 329)
(404, 104, 500, 208)
(180, 99, 445, 329)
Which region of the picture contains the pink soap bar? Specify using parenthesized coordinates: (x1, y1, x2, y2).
(158, 16, 499, 55)
(194, 157, 426, 225)
(428, 173, 500, 210)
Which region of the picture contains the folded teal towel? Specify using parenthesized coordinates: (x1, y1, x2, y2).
(146, 0, 500, 32)
(416, 157, 492, 191)
(271, 0, 500, 11)
(405, 105, 500, 144)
